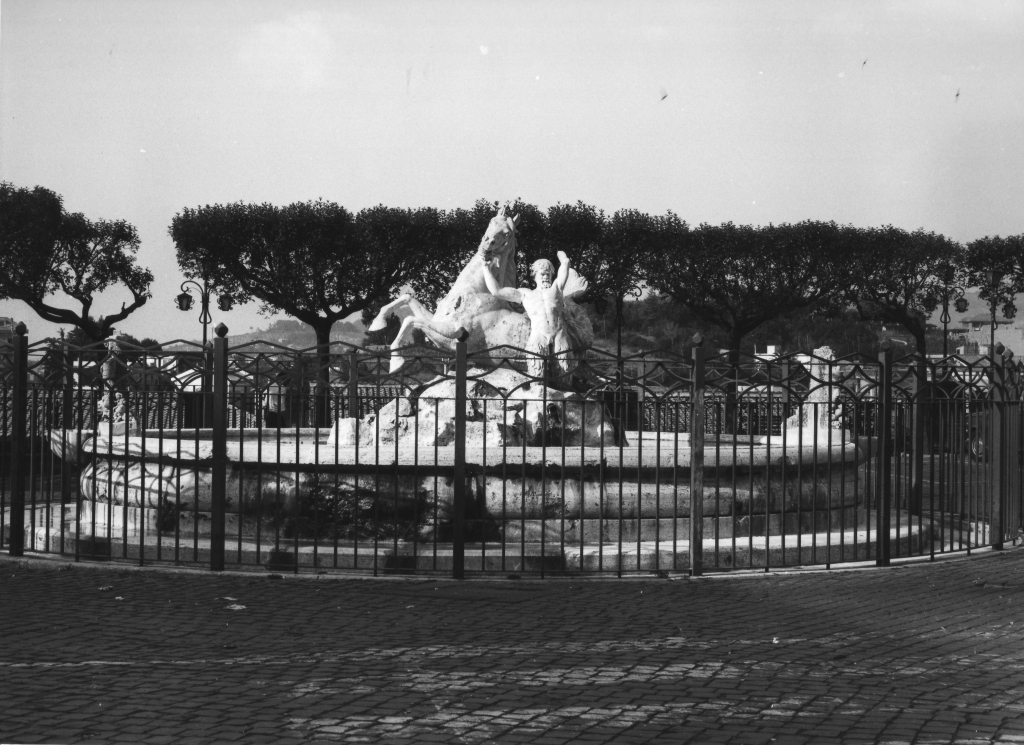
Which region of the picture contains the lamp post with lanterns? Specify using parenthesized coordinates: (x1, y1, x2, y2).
(987, 270, 1002, 356)
(175, 279, 233, 346)
(936, 277, 969, 358)
(985, 270, 1017, 359)
(176, 278, 232, 426)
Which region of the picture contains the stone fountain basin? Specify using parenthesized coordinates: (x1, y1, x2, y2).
(57, 429, 866, 522)
(60, 428, 862, 467)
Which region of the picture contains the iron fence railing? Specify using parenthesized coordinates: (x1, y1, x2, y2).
(2, 324, 1022, 576)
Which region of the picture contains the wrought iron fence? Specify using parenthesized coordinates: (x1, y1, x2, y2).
(2, 323, 1022, 577)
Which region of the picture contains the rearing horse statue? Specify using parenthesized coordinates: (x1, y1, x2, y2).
(369, 206, 531, 372)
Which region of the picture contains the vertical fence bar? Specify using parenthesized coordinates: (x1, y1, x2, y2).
(203, 341, 214, 427)
(1011, 358, 1019, 544)
(1006, 352, 1018, 545)
(348, 351, 359, 418)
(8, 323, 28, 556)
(689, 335, 706, 576)
(452, 333, 468, 579)
(210, 324, 229, 571)
(910, 354, 926, 517)
(60, 343, 74, 548)
(991, 345, 1006, 550)
(1014, 358, 1022, 541)
(876, 342, 894, 566)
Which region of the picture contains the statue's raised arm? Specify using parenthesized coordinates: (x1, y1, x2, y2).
(555, 251, 570, 291)
(481, 259, 523, 304)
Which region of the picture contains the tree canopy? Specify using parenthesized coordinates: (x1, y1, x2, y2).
(645, 220, 850, 360)
(170, 200, 448, 352)
(0, 182, 153, 341)
(966, 234, 1024, 319)
(546, 203, 664, 315)
(845, 227, 967, 355)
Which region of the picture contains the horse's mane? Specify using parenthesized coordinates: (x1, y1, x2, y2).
(472, 210, 517, 289)
(491, 218, 517, 288)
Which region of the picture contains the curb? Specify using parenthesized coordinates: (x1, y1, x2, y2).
(2, 540, 1020, 583)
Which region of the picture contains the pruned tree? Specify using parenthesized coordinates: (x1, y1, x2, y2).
(645, 219, 852, 433)
(170, 200, 447, 423)
(846, 226, 966, 356)
(646, 220, 850, 363)
(965, 234, 1024, 321)
(546, 201, 605, 306)
(0, 182, 153, 341)
(844, 226, 968, 516)
(546, 202, 665, 356)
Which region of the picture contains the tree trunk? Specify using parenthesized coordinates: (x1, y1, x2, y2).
(723, 330, 743, 435)
(313, 322, 335, 428)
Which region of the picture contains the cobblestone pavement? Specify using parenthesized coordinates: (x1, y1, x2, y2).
(2, 550, 1024, 745)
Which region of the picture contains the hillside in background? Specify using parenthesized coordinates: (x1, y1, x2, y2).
(226, 318, 365, 348)
(211, 290, 1023, 358)
(16, 288, 1022, 358)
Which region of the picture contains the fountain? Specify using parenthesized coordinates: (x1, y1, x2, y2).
(38, 209, 928, 571)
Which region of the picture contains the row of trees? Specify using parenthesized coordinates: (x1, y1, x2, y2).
(4, 182, 1023, 363)
(168, 198, 1024, 363)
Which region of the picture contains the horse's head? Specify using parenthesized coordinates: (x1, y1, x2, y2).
(478, 206, 519, 263)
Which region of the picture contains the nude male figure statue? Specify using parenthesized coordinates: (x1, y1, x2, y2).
(482, 250, 575, 378)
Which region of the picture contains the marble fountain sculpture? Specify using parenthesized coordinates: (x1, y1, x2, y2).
(367, 205, 593, 375)
(43, 208, 911, 571)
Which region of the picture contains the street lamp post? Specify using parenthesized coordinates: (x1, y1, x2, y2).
(176, 278, 233, 427)
(176, 279, 233, 346)
(937, 281, 969, 358)
(986, 270, 1003, 358)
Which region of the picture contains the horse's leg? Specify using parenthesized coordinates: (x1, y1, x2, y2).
(388, 317, 464, 373)
(404, 297, 435, 322)
(368, 294, 413, 331)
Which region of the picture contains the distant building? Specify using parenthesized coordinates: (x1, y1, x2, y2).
(0, 317, 15, 345)
(754, 344, 780, 361)
(962, 313, 1000, 332)
(959, 312, 1024, 358)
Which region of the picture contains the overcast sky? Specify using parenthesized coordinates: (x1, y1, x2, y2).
(2, 0, 1022, 342)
